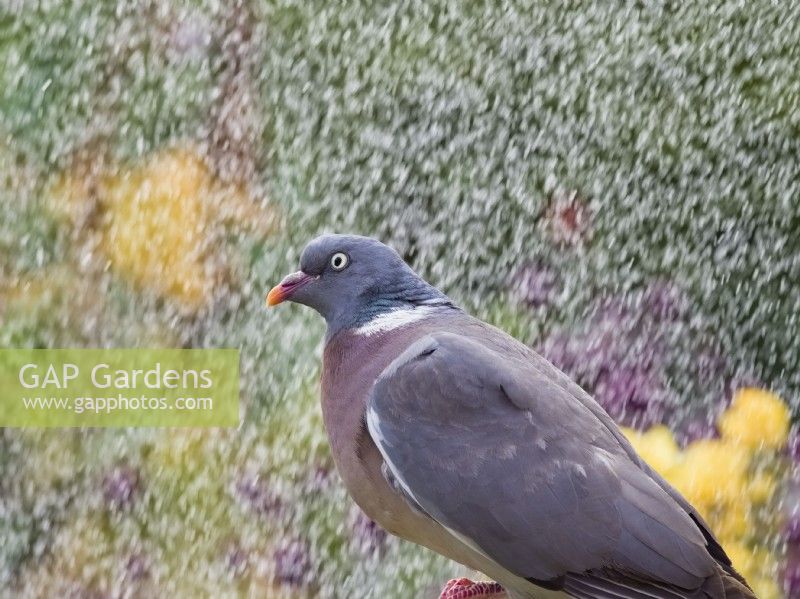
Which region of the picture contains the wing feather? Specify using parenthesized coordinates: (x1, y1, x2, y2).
(366, 332, 720, 595)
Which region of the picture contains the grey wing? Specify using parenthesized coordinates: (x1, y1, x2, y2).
(366, 332, 719, 597)
(531, 348, 736, 577)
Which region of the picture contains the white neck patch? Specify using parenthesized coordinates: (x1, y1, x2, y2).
(354, 306, 438, 337)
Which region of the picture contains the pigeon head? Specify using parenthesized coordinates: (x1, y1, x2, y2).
(267, 234, 453, 335)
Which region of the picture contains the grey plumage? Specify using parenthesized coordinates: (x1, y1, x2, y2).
(366, 331, 752, 599)
(270, 234, 756, 599)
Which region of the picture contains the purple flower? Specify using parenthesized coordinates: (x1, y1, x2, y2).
(642, 281, 687, 323)
(348, 506, 388, 556)
(694, 350, 727, 388)
(510, 262, 559, 308)
(532, 276, 738, 435)
(594, 297, 634, 329)
(273, 538, 312, 588)
(788, 427, 800, 464)
(65, 584, 109, 599)
(539, 318, 669, 431)
(123, 553, 149, 582)
(786, 515, 800, 546)
(304, 463, 336, 495)
(594, 365, 666, 430)
(102, 465, 140, 511)
(224, 542, 249, 577)
(538, 333, 580, 374)
(234, 472, 281, 516)
(675, 416, 720, 448)
(785, 557, 800, 599)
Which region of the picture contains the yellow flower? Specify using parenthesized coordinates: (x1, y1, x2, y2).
(621, 425, 681, 478)
(746, 471, 777, 504)
(48, 147, 277, 313)
(719, 388, 790, 451)
(103, 150, 215, 309)
(668, 439, 748, 508)
(749, 546, 779, 579)
(751, 577, 782, 599)
(724, 543, 780, 590)
(710, 502, 752, 541)
(722, 541, 757, 582)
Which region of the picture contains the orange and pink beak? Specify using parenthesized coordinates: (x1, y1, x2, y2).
(266, 271, 314, 306)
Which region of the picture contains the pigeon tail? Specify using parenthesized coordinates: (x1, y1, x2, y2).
(559, 559, 756, 599)
(702, 567, 757, 599)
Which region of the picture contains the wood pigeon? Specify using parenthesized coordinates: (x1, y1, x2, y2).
(267, 234, 756, 599)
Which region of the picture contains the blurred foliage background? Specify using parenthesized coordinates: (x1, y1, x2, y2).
(0, 1, 798, 597)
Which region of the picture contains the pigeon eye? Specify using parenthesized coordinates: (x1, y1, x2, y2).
(330, 252, 349, 271)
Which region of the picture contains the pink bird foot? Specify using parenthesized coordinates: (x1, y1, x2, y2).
(439, 577, 506, 598)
